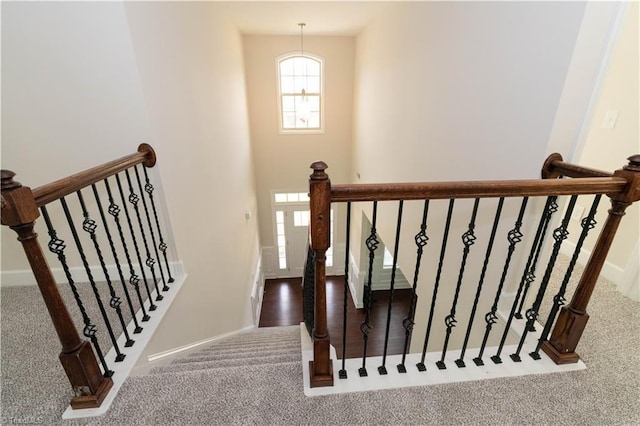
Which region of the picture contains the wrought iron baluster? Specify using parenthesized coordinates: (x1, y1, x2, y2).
(378, 201, 404, 375)
(437, 198, 480, 370)
(104, 178, 147, 328)
(530, 195, 602, 359)
(417, 199, 455, 372)
(40, 205, 114, 377)
(398, 200, 429, 374)
(474, 197, 528, 366)
(511, 195, 578, 362)
(115, 174, 156, 316)
(514, 198, 559, 320)
(456, 197, 504, 368)
(135, 165, 169, 292)
(492, 195, 558, 364)
(89, 184, 137, 346)
(339, 202, 351, 380)
(124, 169, 162, 306)
(60, 196, 125, 362)
(359, 201, 378, 377)
(142, 166, 175, 284)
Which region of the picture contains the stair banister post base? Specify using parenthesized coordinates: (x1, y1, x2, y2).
(63, 341, 114, 409)
(540, 308, 589, 364)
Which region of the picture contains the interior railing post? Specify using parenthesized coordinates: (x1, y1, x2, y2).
(308, 161, 334, 387)
(542, 155, 640, 364)
(1, 170, 113, 409)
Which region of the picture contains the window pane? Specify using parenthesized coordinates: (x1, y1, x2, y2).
(276, 211, 284, 223)
(307, 59, 320, 76)
(278, 235, 286, 247)
(281, 77, 294, 94)
(308, 112, 320, 128)
(287, 193, 299, 202)
(308, 96, 320, 111)
(294, 210, 309, 227)
(293, 57, 306, 74)
(275, 193, 287, 203)
(307, 76, 320, 93)
(280, 58, 294, 75)
(282, 96, 295, 112)
(294, 77, 307, 93)
(277, 223, 285, 235)
(298, 192, 309, 202)
(283, 112, 296, 129)
(279, 257, 287, 269)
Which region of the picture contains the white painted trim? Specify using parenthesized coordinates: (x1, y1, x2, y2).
(348, 251, 362, 308)
(560, 240, 624, 285)
(1, 261, 184, 288)
(146, 325, 257, 363)
(618, 242, 639, 302)
(251, 252, 265, 326)
(62, 269, 188, 419)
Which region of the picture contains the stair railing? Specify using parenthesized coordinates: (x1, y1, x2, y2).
(1, 144, 176, 409)
(307, 153, 640, 388)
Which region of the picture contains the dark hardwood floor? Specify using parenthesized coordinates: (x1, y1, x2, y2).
(259, 276, 413, 359)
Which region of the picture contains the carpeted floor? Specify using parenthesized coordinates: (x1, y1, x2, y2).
(1, 262, 639, 425)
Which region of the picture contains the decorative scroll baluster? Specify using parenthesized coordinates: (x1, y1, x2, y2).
(104, 178, 147, 328)
(378, 201, 404, 375)
(359, 201, 379, 377)
(83, 187, 136, 348)
(456, 198, 504, 367)
(93, 182, 142, 335)
(492, 195, 558, 364)
(339, 202, 351, 380)
(142, 166, 175, 284)
(530, 195, 602, 359)
(514, 198, 559, 320)
(398, 200, 429, 374)
(135, 165, 169, 292)
(60, 196, 125, 362)
(417, 199, 455, 372)
(510, 195, 578, 362)
(114, 173, 155, 315)
(437, 199, 479, 369)
(474, 197, 528, 366)
(122, 170, 160, 307)
(41, 205, 114, 377)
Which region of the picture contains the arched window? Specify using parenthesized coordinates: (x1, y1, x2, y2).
(277, 53, 323, 132)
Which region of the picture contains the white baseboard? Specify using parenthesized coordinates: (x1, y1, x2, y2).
(559, 240, 624, 285)
(1, 261, 184, 288)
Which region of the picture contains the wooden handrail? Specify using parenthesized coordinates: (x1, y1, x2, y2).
(330, 177, 627, 202)
(33, 143, 156, 207)
(543, 152, 612, 179)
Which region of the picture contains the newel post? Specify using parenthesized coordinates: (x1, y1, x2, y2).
(308, 161, 334, 387)
(542, 155, 640, 364)
(1, 170, 113, 408)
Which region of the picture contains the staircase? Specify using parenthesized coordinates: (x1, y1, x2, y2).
(147, 326, 301, 375)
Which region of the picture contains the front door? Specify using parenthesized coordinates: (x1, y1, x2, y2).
(275, 205, 310, 278)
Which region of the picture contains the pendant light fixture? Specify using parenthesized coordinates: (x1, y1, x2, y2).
(297, 22, 311, 124)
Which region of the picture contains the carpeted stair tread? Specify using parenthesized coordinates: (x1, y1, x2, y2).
(178, 346, 301, 364)
(149, 353, 301, 375)
(191, 341, 301, 357)
(204, 332, 299, 348)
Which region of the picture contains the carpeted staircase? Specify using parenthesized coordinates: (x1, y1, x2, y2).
(148, 326, 302, 375)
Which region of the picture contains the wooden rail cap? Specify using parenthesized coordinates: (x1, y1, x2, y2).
(310, 161, 328, 180)
(1, 170, 40, 227)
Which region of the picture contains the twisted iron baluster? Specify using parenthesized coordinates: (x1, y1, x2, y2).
(530, 195, 602, 359)
(142, 166, 175, 284)
(123, 169, 161, 306)
(474, 197, 528, 366)
(492, 195, 558, 364)
(104, 178, 147, 329)
(514, 198, 560, 320)
(437, 199, 479, 370)
(359, 201, 378, 377)
(61, 196, 125, 362)
(89, 184, 137, 346)
(398, 200, 429, 374)
(378, 201, 404, 375)
(114, 173, 155, 315)
(511, 195, 578, 362)
(339, 202, 351, 380)
(456, 197, 504, 368)
(417, 199, 455, 372)
(135, 165, 169, 292)
(41, 205, 113, 377)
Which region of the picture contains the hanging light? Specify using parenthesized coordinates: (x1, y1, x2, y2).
(298, 22, 311, 124)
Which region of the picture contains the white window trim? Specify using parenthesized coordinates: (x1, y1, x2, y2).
(276, 52, 325, 135)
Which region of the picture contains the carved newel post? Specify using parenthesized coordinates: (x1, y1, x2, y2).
(308, 162, 334, 387)
(1, 170, 113, 408)
(542, 155, 640, 363)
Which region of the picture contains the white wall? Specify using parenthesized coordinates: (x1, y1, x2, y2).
(1, 2, 152, 272)
(2, 2, 261, 361)
(123, 2, 260, 358)
(243, 35, 354, 276)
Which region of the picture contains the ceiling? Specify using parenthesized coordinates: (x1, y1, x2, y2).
(220, 2, 390, 36)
